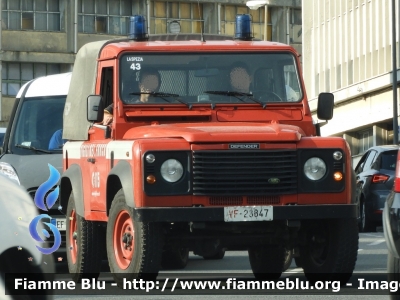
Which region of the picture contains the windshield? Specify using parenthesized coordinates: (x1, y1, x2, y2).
(119, 52, 302, 106)
(10, 96, 66, 155)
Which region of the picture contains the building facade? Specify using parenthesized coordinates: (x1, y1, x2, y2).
(303, 0, 399, 166)
(0, 0, 301, 127)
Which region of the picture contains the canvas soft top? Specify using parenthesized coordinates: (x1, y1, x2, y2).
(63, 40, 107, 141)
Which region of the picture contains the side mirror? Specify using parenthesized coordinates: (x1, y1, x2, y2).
(87, 95, 104, 122)
(317, 93, 334, 121)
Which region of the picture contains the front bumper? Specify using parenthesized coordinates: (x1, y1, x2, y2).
(133, 204, 357, 222)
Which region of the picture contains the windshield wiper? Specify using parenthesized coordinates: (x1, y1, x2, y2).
(130, 92, 192, 109)
(15, 144, 52, 154)
(204, 91, 267, 109)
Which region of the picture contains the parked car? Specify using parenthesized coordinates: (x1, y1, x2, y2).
(0, 174, 54, 299)
(355, 145, 399, 232)
(0, 73, 71, 253)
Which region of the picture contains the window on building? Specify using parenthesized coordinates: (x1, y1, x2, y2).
(2, 0, 61, 31)
(220, 5, 270, 41)
(149, 1, 203, 34)
(290, 8, 301, 44)
(2, 63, 61, 96)
(358, 129, 373, 154)
(78, 0, 133, 35)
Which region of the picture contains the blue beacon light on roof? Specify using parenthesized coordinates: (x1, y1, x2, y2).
(235, 14, 253, 41)
(129, 15, 149, 41)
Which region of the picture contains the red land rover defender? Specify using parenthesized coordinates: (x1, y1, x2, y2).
(60, 15, 358, 286)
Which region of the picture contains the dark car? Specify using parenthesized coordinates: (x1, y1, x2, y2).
(355, 145, 399, 232)
(383, 148, 400, 298)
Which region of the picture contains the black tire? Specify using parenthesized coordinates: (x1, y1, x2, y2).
(66, 194, 104, 282)
(300, 218, 358, 284)
(203, 248, 226, 260)
(294, 256, 302, 268)
(106, 189, 164, 287)
(283, 248, 293, 271)
(248, 246, 285, 280)
(161, 247, 189, 269)
(359, 201, 376, 232)
(388, 251, 400, 299)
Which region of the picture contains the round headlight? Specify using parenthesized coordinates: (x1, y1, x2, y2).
(160, 159, 184, 183)
(304, 157, 326, 181)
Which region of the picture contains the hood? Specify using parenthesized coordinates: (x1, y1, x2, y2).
(123, 122, 305, 142)
(0, 153, 62, 191)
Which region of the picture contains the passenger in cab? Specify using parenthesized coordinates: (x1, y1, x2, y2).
(229, 63, 252, 93)
(102, 69, 161, 125)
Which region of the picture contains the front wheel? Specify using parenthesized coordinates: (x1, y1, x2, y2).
(248, 246, 285, 280)
(106, 189, 164, 287)
(300, 218, 358, 284)
(66, 194, 104, 282)
(161, 247, 189, 269)
(203, 248, 226, 260)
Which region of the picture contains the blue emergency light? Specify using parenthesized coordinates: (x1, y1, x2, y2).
(235, 14, 253, 41)
(129, 15, 148, 41)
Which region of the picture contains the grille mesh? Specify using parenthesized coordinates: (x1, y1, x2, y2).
(193, 150, 297, 195)
(209, 196, 243, 205)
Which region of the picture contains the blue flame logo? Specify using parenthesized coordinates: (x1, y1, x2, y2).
(29, 164, 61, 255)
(34, 164, 60, 211)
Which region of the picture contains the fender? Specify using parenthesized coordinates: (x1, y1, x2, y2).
(60, 164, 84, 217)
(107, 160, 135, 213)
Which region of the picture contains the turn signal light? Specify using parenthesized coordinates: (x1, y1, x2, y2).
(333, 172, 343, 181)
(146, 175, 156, 184)
(333, 171, 343, 181)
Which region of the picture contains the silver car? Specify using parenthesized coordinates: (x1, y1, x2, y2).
(0, 174, 55, 299)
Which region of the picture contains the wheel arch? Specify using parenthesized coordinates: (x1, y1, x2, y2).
(60, 164, 84, 217)
(107, 160, 135, 216)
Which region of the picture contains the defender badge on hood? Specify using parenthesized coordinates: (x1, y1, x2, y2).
(229, 144, 260, 149)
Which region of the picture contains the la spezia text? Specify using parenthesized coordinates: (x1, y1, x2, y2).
(13, 278, 400, 292)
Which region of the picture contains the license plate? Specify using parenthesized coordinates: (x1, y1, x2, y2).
(51, 217, 66, 231)
(224, 206, 273, 222)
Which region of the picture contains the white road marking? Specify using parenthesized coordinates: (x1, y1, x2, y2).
(367, 239, 385, 246)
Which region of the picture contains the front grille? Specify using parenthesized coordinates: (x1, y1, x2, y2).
(209, 196, 243, 205)
(193, 150, 297, 195)
(247, 196, 280, 205)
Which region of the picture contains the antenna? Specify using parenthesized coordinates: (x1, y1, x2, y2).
(197, 0, 205, 42)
